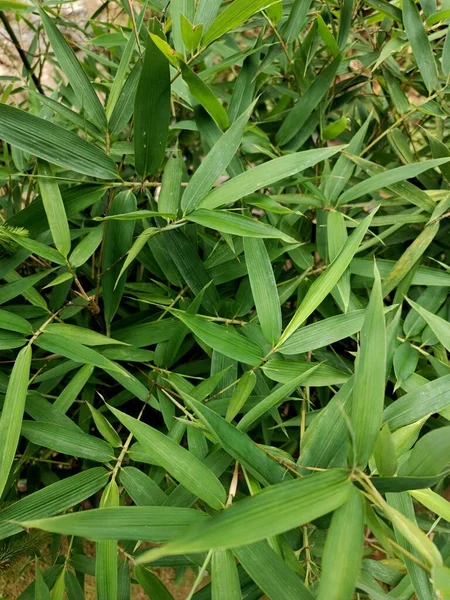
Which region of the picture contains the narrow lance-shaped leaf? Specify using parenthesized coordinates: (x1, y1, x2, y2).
(234, 541, 314, 600)
(406, 298, 450, 352)
(136, 469, 351, 562)
(226, 370, 256, 422)
(212, 550, 242, 600)
(39, 8, 106, 130)
(187, 209, 297, 243)
(180, 61, 229, 130)
(135, 567, 175, 600)
(317, 485, 365, 600)
(338, 159, 449, 205)
(172, 310, 264, 366)
(327, 210, 350, 312)
(0, 105, 117, 179)
(382, 221, 440, 297)
(351, 263, 386, 468)
(108, 405, 227, 509)
(37, 160, 71, 257)
(135, 32, 171, 178)
(0, 467, 109, 540)
(0, 344, 31, 498)
(202, 0, 278, 46)
(243, 237, 281, 345)
(278, 211, 375, 345)
(96, 481, 119, 600)
(277, 57, 341, 147)
(200, 146, 343, 211)
(181, 105, 253, 213)
(403, 0, 438, 93)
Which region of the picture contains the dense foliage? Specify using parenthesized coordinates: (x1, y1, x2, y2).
(1, 0, 450, 597)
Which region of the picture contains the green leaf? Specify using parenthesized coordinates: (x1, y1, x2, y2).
(0, 468, 109, 540)
(45, 324, 125, 347)
(109, 405, 227, 509)
(406, 298, 450, 352)
(410, 488, 450, 524)
(39, 8, 106, 130)
(159, 151, 184, 216)
(0, 104, 116, 179)
(400, 427, 450, 477)
(386, 492, 436, 598)
(402, 0, 438, 93)
(338, 159, 449, 204)
(0, 308, 33, 334)
(374, 424, 397, 476)
(382, 221, 440, 298)
(102, 191, 137, 328)
(53, 364, 94, 414)
(137, 469, 350, 561)
(279, 310, 366, 355)
(244, 237, 281, 344)
(135, 567, 175, 600)
(120, 467, 168, 506)
(34, 333, 123, 373)
(199, 146, 343, 211)
(181, 106, 252, 213)
(279, 211, 375, 345)
(134, 33, 171, 178)
(21, 506, 208, 541)
(234, 541, 314, 600)
(276, 57, 341, 147)
(96, 481, 119, 600)
(317, 485, 365, 600)
(21, 422, 114, 462)
(180, 61, 229, 130)
(212, 550, 241, 600)
(202, 0, 277, 46)
(0, 344, 31, 497)
(239, 365, 321, 431)
(351, 263, 386, 468)
(87, 404, 122, 448)
(177, 392, 289, 486)
(188, 209, 296, 243)
(171, 310, 264, 366)
(226, 370, 256, 422)
(384, 374, 450, 429)
(299, 378, 353, 472)
(327, 210, 350, 311)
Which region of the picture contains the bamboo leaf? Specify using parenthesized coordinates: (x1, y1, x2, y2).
(202, 0, 277, 46)
(0, 104, 116, 179)
(108, 405, 227, 509)
(21, 422, 114, 462)
(317, 485, 365, 600)
(199, 146, 343, 211)
(279, 211, 375, 345)
(243, 237, 281, 344)
(351, 263, 386, 468)
(402, 0, 438, 93)
(96, 481, 119, 600)
(181, 106, 252, 213)
(171, 310, 264, 366)
(180, 61, 229, 130)
(20, 506, 208, 541)
(188, 209, 296, 243)
(136, 469, 351, 562)
(235, 541, 314, 600)
(39, 8, 106, 129)
(134, 33, 171, 178)
(212, 550, 242, 600)
(0, 468, 109, 540)
(0, 344, 31, 497)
